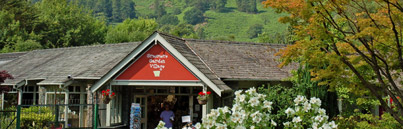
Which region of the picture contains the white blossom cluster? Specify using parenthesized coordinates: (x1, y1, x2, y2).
(155, 121, 172, 129)
(155, 88, 337, 129)
(283, 95, 337, 129)
(201, 87, 276, 129)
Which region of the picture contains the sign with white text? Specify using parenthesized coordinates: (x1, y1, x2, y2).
(116, 44, 199, 81)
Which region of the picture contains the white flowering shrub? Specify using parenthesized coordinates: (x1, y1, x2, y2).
(201, 87, 277, 129)
(283, 95, 337, 129)
(200, 88, 337, 129)
(155, 121, 172, 129)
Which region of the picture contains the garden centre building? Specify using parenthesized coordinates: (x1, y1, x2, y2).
(0, 32, 293, 128)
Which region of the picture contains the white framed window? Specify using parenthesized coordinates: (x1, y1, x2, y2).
(45, 92, 66, 105)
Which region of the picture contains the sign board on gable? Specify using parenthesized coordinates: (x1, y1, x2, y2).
(116, 44, 199, 81)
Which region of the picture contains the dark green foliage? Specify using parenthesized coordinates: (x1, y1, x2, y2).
(169, 24, 198, 38)
(20, 106, 54, 128)
(211, 35, 236, 41)
(292, 64, 339, 118)
(0, 0, 37, 52)
(236, 0, 257, 13)
(258, 26, 294, 44)
(336, 113, 401, 128)
(15, 40, 42, 52)
(259, 85, 297, 128)
(158, 15, 179, 25)
(153, 0, 166, 19)
(0, 0, 107, 52)
(247, 24, 263, 38)
(34, 0, 107, 48)
(159, 24, 199, 39)
(111, 0, 122, 22)
(120, 0, 136, 20)
(105, 18, 158, 43)
(184, 8, 204, 25)
(158, 24, 174, 34)
(210, 0, 227, 12)
(196, 27, 206, 39)
(193, 0, 210, 12)
(93, 0, 112, 19)
(172, 8, 181, 15)
(72, 0, 136, 23)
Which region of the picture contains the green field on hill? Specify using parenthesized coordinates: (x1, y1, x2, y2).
(133, 0, 288, 42)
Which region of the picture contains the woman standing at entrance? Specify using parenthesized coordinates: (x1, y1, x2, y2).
(160, 104, 174, 128)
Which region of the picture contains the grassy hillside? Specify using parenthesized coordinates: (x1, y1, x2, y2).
(133, 0, 288, 42)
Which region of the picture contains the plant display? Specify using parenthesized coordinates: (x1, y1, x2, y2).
(20, 106, 55, 128)
(201, 87, 277, 129)
(101, 89, 116, 104)
(197, 87, 336, 129)
(283, 95, 337, 129)
(197, 91, 211, 101)
(197, 91, 211, 105)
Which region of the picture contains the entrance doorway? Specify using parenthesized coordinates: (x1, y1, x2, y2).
(134, 95, 194, 129)
(130, 86, 203, 129)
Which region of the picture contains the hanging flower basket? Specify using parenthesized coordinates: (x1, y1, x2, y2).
(197, 91, 211, 105)
(103, 96, 111, 104)
(102, 89, 116, 104)
(198, 99, 207, 105)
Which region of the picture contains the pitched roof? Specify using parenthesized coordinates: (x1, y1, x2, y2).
(0, 32, 294, 90)
(0, 52, 26, 65)
(184, 39, 293, 80)
(0, 42, 140, 85)
(159, 33, 232, 92)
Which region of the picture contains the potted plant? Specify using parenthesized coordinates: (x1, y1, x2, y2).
(102, 89, 116, 104)
(197, 91, 211, 105)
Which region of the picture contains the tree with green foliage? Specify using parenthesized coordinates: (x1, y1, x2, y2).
(264, 0, 403, 125)
(0, 0, 107, 52)
(153, 0, 166, 19)
(34, 0, 107, 48)
(172, 8, 181, 15)
(247, 24, 263, 38)
(169, 24, 198, 39)
(105, 18, 158, 43)
(111, 0, 122, 22)
(120, 0, 136, 20)
(15, 40, 42, 52)
(73, 0, 135, 23)
(210, 0, 227, 12)
(258, 32, 289, 44)
(158, 15, 179, 25)
(184, 8, 204, 25)
(193, 0, 210, 12)
(0, 0, 38, 52)
(236, 0, 257, 13)
(94, 0, 112, 19)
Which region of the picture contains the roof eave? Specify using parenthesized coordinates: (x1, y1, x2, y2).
(222, 78, 290, 81)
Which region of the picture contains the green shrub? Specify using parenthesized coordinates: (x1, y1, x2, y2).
(247, 24, 263, 38)
(20, 106, 55, 128)
(336, 112, 402, 129)
(15, 40, 42, 52)
(199, 87, 337, 129)
(184, 8, 204, 25)
(159, 15, 179, 25)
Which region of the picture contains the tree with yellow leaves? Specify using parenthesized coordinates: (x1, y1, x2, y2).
(263, 0, 403, 125)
